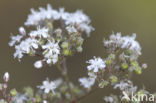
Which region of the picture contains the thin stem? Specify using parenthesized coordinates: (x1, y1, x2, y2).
(62, 58, 73, 100)
(2, 88, 6, 99)
(56, 58, 73, 101)
(1, 82, 9, 102)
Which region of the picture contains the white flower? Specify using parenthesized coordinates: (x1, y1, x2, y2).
(104, 33, 141, 55)
(79, 72, 96, 89)
(20, 38, 38, 53)
(79, 77, 95, 89)
(122, 33, 141, 55)
(114, 81, 137, 95)
(66, 25, 77, 33)
(110, 32, 123, 45)
(64, 10, 94, 36)
(46, 54, 58, 64)
(24, 4, 94, 36)
(42, 40, 60, 64)
(58, 8, 70, 20)
(104, 32, 123, 48)
(64, 10, 90, 25)
(87, 56, 106, 72)
(9, 35, 23, 46)
(45, 4, 60, 20)
(114, 81, 129, 90)
(3, 72, 9, 82)
(34, 60, 43, 69)
(104, 96, 115, 103)
(37, 78, 57, 94)
(53, 78, 63, 87)
(12, 94, 27, 103)
(13, 38, 38, 60)
(13, 45, 24, 60)
(78, 23, 94, 37)
(9, 27, 26, 47)
(25, 4, 60, 26)
(88, 72, 97, 79)
(29, 27, 49, 38)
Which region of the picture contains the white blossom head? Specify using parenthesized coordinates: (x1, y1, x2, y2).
(37, 78, 57, 94)
(87, 56, 106, 72)
(122, 33, 141, 55)
(114, 81, 129, 90)
(24, 4, 94, 36)
(42, 40, 60, 65)
(12, 94, 27, 103)
(104, 32, 142, 56)
(79, 77, 95, 89)
(29, 27, 49, 38)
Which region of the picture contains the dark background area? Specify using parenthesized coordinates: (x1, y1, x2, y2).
(0, 0, 156, 102)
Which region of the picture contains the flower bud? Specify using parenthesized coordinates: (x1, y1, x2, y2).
(121, 63, 128, 70)
(55, 28, 62, 37)
(34, 60, 43, 69)
(110, 75, 118, 84)
(98, 79, 109, 88)
(63, 49, 72, 56)
(3, 72, 9, 82)
(10, 89, 17, 96)
(61, 42, 69, 49)
(76, 46, 83, 52)
(135, 68, 142, 75)
(3, 83, 7, 89)
(43, 100, 47, 103)
(19, 26, 26, 35)
(142, 63, 147, 69)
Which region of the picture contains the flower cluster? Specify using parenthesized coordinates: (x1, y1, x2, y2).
(104, 32, 141, 56)
(25, 4, 94, 36)
(0, 72, 84, 103)
(114, 80, 138, 96)
(79, 33, 147, 92)
(9, 4, 94, 69)
(79, 57, 105, 89)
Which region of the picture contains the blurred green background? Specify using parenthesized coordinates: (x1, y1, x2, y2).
(0, 0, 156, 102)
